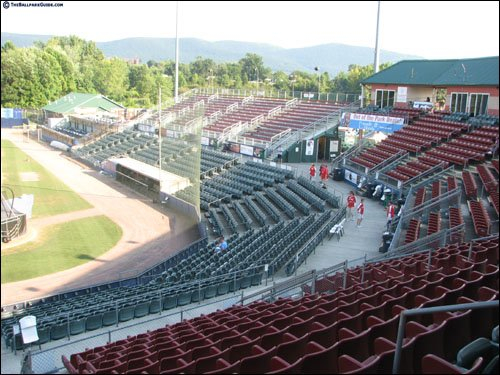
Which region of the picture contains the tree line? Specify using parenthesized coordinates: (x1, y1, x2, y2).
(1, 35, 391, 109)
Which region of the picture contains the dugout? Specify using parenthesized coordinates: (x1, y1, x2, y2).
(104, 157, 200, 225)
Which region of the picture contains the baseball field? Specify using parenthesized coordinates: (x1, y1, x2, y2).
(1, 138, 122, 283)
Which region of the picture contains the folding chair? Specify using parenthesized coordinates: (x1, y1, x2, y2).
(19, 315, 41, 351)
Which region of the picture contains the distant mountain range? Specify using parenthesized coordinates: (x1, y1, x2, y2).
(1, 32, 421, 76)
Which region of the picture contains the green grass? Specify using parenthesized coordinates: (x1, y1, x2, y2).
(1, 215, 122, 283)
(1, 139, 92, 218)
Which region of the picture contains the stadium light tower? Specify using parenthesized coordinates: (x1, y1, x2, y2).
(373, 1, 381, 73)
(314, 67, 320, 100)
(174, 1, 180, 103)
(255, 67, 259, 90)
(289, 74, 296, 96)
(158, 86, 162, 203)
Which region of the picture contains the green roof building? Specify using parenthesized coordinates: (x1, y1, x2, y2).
(361, 56, 499, 116)
(43, 92, 124, 116)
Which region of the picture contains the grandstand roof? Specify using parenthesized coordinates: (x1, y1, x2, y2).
(362, 56, 499, 86)
(42, 92, 124, 114)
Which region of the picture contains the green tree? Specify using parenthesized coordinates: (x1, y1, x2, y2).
(94, 58, 129, 101)
(239, 53, 265, 82)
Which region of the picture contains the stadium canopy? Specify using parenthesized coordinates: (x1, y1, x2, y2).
(42, 92, 124, 115)
(362, 56, 499, 87)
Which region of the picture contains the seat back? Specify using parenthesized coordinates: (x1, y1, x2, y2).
(19, 315, 39, 345)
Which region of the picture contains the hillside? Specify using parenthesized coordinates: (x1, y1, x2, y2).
(1, 32, 421, 76)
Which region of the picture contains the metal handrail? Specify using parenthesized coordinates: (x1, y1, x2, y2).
(393, 300, 499, 374)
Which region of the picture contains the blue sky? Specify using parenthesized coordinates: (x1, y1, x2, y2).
(1, 1, 499, 59)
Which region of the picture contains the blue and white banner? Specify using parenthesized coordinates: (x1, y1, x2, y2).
(345, 113, 404, 133)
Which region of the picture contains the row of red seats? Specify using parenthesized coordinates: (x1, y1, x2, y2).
(476, 165, 498, 194)
(449, 207, 464, 228)
(308, 239, 496, 296)
(461, 134, 496, 146)
(390, 133, 433, 149)
(63, 240, 498, 374)
(405, 219, 421, 244)
(448, 138, 493, 153)
(437, 144, 485, 162)
(386, 169, 410, 182)
(431, 181, 441, 199)
(415, 118, 468, 131)
(370, 148, 394, 160)
(468, 200, 491, 237)
(414, 187, 426, 208)
(447, 176, 458, 191)
(350, 156, 376, 169)
(418, 155, 448, 168)
(240, 102, 344, 140)
(410, 122, 461, 139)
(406, 161, 432, 173)
(395, 165, 421, 178)
(377, 142, 401, 155)
(426, 149, 468, 168)
(462, 170, 478, 199)
(406, 124, 455, 141)
(472, 128, 499, 140)
(382, 138, 421, 153)
(489, 191, 499, 217)
(427, 212, 441, 235)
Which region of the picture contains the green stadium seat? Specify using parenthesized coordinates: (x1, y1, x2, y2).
(69, 318, 86, 336)
(177, 291, 192, 306)
(102, 310, 118, 327)
(118, 306, 135, 322)
(85, 314, 103, 331)
(149, 299, 161, 314)
(134, 302, 150, 318)
(50, 323, 69, 341)
(36, 326, 51, 345)
(162, 295, 178, 310)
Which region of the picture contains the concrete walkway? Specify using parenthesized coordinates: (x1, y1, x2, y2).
(280, 162, 388, 276)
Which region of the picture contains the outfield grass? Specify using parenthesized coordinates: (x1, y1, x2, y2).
(1, 139, 92, 218)
(1, 215, 122, 283)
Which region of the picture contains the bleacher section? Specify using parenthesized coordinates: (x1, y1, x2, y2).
(1, 160, 343, 348)
(240, 101, 343, 143)
(60, 234, 498, 374)
(347, 110, 498, 195)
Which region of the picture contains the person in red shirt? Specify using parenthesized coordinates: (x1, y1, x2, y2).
(320, 163, 329, 187)
(346, 191, 356, 221)
(309, 163, 316, 181)
(356, 198, 365, 228)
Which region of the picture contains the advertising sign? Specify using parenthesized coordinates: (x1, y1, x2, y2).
(347, 113, 404, 133)
(305, 139, 314, 156)
(240, 144, 254, 156)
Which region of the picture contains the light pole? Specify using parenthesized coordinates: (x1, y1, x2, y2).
(158, 86, 162, 203)
(255, 67, 259, 91)
(174, 1, 179, 103)
(207, 69, 215, 93)
(314, 66, 320, 100)
(289, 74, 296, 97)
